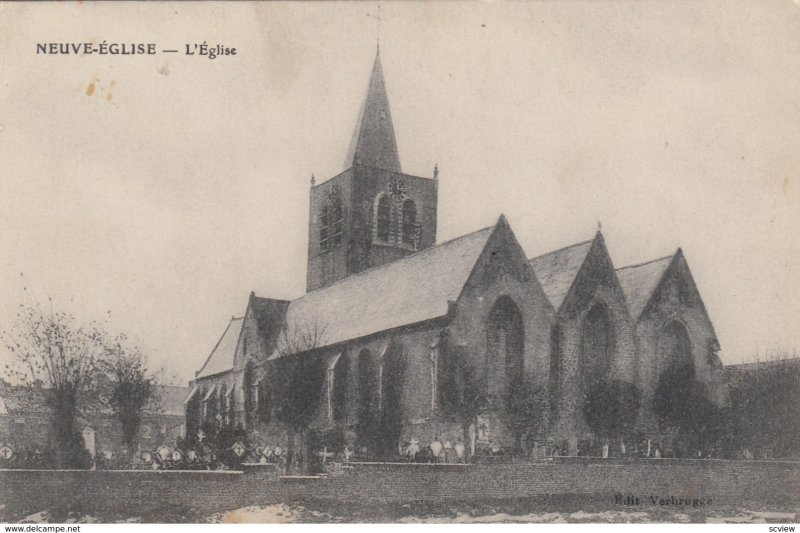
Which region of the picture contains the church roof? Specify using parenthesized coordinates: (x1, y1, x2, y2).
(248, 294, 290, 345)
(271, 225, 495, 357)
(528, 239, 594, 310)
(343, 49, 402, 172)
(195, 316, 244, 379)
(615, 254, 675, 319)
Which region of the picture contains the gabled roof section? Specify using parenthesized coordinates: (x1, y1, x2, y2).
(343, 49, 402, 173)
(273, 224, 496, 356)
(195, 316, 244, 379)
(249, 294, 290, 339)
(528, 238, 594, 310)
(615, 253, 675, 319)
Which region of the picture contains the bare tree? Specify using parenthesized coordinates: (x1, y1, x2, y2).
(274, 316, 328, 359)
(271, 315, 328, 472)
(3, 301, 105, 468)
(98, 335, 158, 464)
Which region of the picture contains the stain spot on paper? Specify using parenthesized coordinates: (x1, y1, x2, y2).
(86, 83, 95, 96)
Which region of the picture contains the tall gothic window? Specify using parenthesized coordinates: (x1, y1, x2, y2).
(581, 303, 613, 385)
(376, 195, 390, 242)
(319, 204, 330, 251)
(401, 199, 417, 247)
(357, 349, 379, 451)
(319, 186, 343, 252)
(659, 321, 693, 373)
(219, 383, 228, 427)
(549, 324, 561, 422)
(331, 199, 343, 246)
(326, 354, 342, 422)
(257, 377, 270, 424)
(243, 362, 256, 429)
(186, 388, 202, 437)
(430, 340, 439, 411)
(485, 296, 525, 403)
(334, 354, 348, 422)
(227, 385, 236, 427)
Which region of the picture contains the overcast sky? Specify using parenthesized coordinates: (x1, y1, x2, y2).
(1, 1, 799, 384)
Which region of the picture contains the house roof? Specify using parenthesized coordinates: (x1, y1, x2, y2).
(271, 224, 496, 357)
(615, 254, 675, 318)
(528, 239, 594, 310)
(152, 385, 190, 417)
(195, 316, 244, 379)
(343, 48, 402, 172)
(0, 384, 48, 415)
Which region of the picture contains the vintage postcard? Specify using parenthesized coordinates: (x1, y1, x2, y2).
(0, 0, 798, 527)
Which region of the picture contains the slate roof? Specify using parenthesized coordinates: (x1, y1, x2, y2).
(195, 316, 244, 379)
(271, 225, 495, 357)
(343, 49, 402, 172)
(615, 254, 675, 319)
(528, 239, 594, 310)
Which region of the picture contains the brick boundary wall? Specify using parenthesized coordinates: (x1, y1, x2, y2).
(1, 459, 798, 520)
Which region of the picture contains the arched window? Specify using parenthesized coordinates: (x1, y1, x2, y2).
(401, 199, 417, 247)
(219, 383, 228, 427)
(227, 385, 236, 427)
(430, 340, 439, 411)
(485, 296, 525, 402)
(333, 354, 349, 422)
(319, 203, 330, 251)
(257, 376, 270, 424)
(378, 346, 405, 459)
(357, 349, 379, 451)
(331, 198, 343, 246)
(320, 185, 343, 251)
(376, 195, 390, 243)
(659, 321, 693, 373)
(243, 362, 256, 429)
(581, 303, 613, 383)
(204, 386, 218, 430)
(549, 324, 562, 422)
(186, 389, 202, 437)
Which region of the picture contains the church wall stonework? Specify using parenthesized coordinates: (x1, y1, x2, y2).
(550, 241, 637, 451)
(306, 170, 355, 292)
(351, 166, 437, 258)
(634, 258, 726, 437)
(448, 223, 555, 448)
(306, 166, 437, 293)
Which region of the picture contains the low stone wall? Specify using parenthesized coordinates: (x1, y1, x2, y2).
(1, 459, 798, 520)
(278, 459, 800, 507)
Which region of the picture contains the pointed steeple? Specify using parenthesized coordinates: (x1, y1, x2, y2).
(344, 49, 402, 172)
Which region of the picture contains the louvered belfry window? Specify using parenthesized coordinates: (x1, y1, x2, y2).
(376, 195, 391, 242)
(401, 199, 417, 247)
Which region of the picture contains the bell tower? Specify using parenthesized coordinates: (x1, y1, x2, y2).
(306, 49, 438, 292)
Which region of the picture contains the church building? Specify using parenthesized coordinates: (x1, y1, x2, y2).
(186, 50, 726, 459)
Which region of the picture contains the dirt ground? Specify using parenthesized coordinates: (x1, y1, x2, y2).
(9, 496, 799, 524)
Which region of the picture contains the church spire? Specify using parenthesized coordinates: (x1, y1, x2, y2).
(343, 48, 402, 173)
